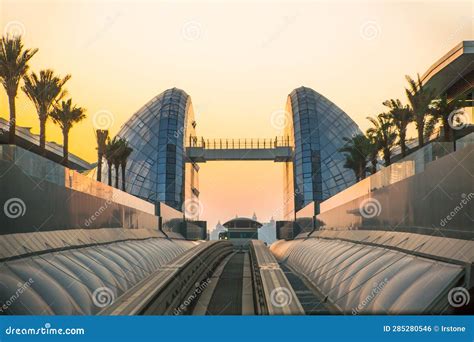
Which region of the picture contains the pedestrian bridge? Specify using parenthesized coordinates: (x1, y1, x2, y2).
(186, 136, 292, 162)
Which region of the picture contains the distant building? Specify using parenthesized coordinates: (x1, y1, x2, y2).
(209, 214, 277, 245)
(209, 220, 226, 240)
(223, 217, 262, 249)
(258, 217, 277, 245)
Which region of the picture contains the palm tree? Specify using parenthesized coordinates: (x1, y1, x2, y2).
(365, 129, 379, 174)
(367, 114, 397, 166)
(118, 139, 133, 191)
(383, 98, 412, 157)
(50, 99, 86, 166)
(405, 74, 436, 148)
(430, 93, 466, 142)
(104, 137, 119, 187)
(0, 35, 38, 144)
(95, 129, 109, 182)
(338, 134, 371, 181)
(22, 69, 70, 153)
(112, 139, 122, 189)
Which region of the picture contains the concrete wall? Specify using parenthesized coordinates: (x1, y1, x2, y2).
(0, 146, 159, 234)
(315, 145, 474, 240)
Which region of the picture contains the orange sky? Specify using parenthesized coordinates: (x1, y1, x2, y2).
(1, 0, 472, 230)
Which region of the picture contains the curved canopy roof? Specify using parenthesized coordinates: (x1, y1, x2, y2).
(0, 238, 195, 315)
(223, 217, 263, 229)
(421, 41, 474, 97)
(271, 238, 464, 314)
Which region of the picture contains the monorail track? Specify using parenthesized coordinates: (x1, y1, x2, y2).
(102, 240, 308, 316)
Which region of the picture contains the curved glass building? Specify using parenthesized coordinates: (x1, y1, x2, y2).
(102, 88, 198, 211)
(106, 86, 360, 219)
(283, 87, 362, 218)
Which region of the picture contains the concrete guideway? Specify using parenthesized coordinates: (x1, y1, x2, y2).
(105, 240, 312, 315)
(102, 240, 233, 315)
(192, 241, 306, 315)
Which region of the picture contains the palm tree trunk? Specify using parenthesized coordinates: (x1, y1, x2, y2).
(107, 161, 112, 186)
(371, 158, 377, 174)
(417, 121, 424, 148)
(39, 116, 46, 154)
(62, 128, 69, 167)
(353, 169, 359, 182)
(384, 149, 391, 166)
(121, 163, 126, 191)
(443, 119, 452, 142)
(115, 165, 119, 189)
(400, 131, 407, 157)
(8, 95, 16, 144)
(359, 165, 365, 180)
(97, 152, 103, 182)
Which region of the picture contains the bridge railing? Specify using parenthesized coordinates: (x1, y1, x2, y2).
(188, 136, 291, 149)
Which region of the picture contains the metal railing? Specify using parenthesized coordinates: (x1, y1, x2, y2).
(188, 136, 291, 149)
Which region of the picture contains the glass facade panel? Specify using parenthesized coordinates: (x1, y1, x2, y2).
(102, 88, 198, 211)
(283, 87, 361, 219)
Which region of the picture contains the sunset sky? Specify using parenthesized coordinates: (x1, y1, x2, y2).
(1, 0, 472, 230)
